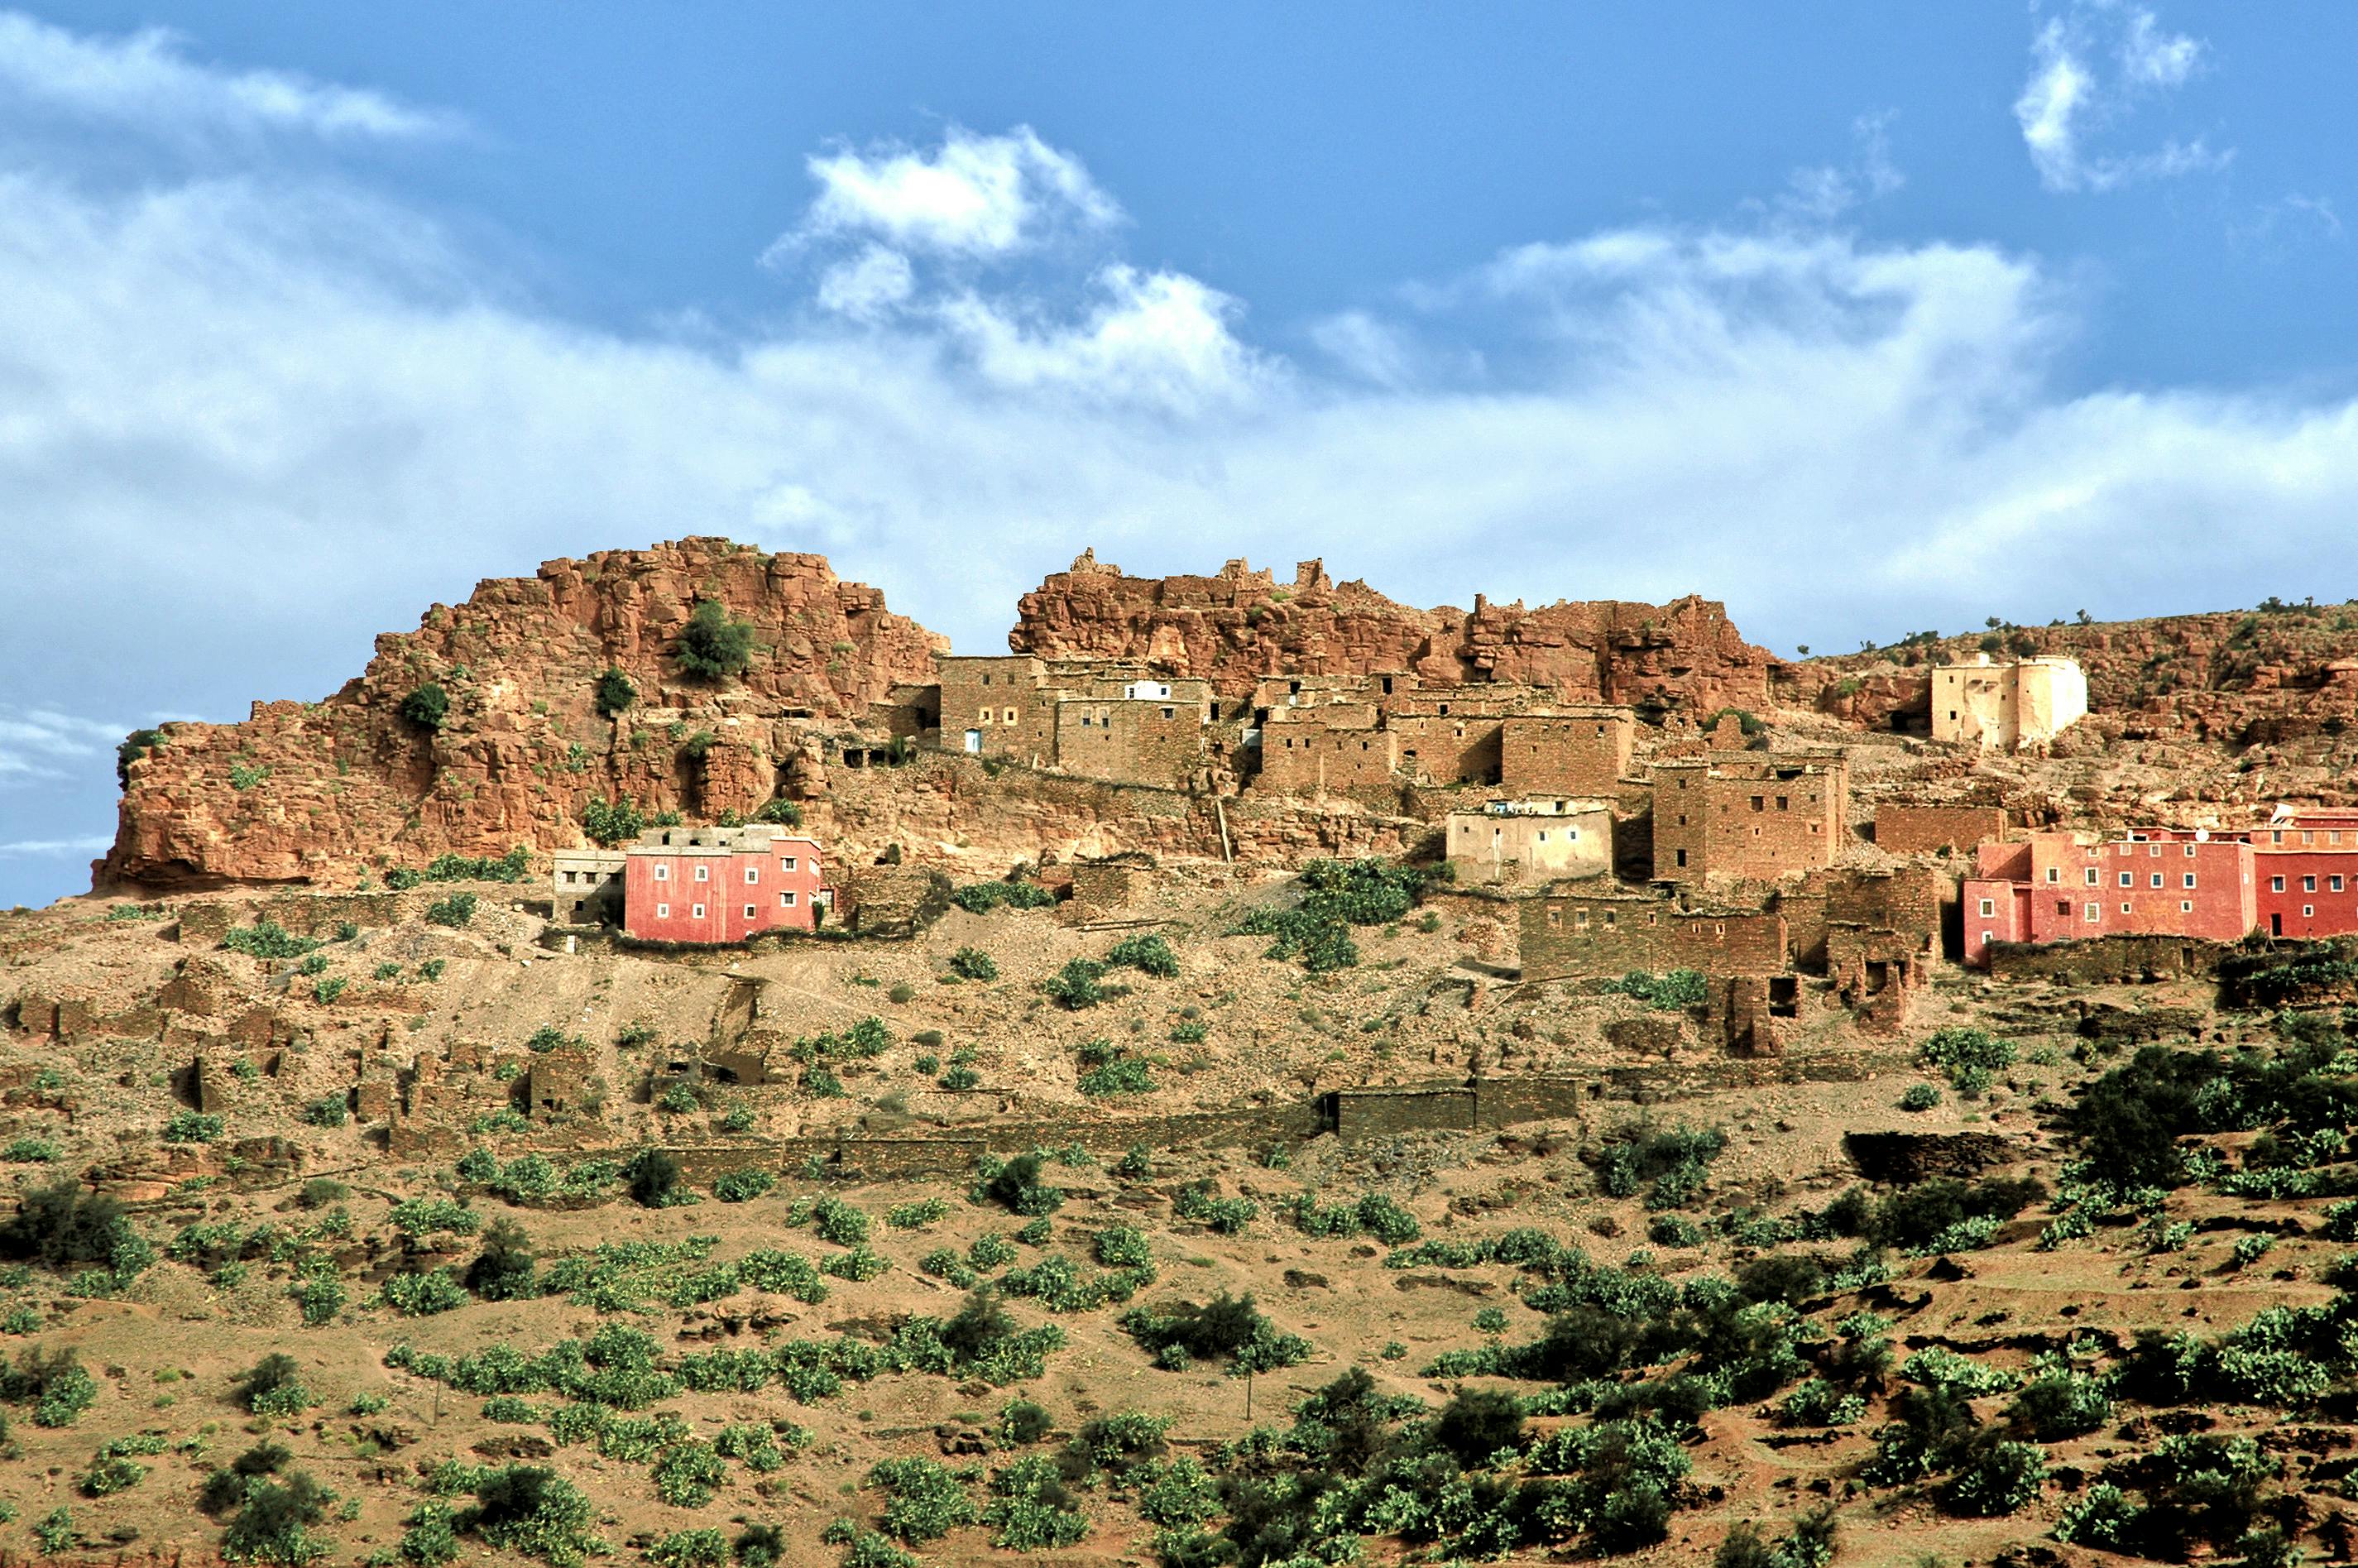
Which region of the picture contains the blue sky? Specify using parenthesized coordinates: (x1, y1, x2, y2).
(2, 1, 2354, 907)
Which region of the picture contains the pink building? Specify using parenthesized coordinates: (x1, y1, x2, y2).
(1963, 829, 2256, 967)
(2247, 808, 2358, 939)
(621, 824, 829, 945)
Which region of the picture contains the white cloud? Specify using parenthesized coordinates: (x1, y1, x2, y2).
(0, 707, 123, 784)
(1780, 112, 1905, 221)
(0, 10, 458, 141)
(2015, 5, 2225, 194)
(934, 265, 1265, 412)
(816, 245, 915, 319)
(2121, 7, 2202, 87)
(0, 836, 111, 856)
(788, 125, 1119, 259)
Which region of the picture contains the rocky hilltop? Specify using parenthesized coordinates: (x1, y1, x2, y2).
(1781, 601, 2358, 799)
(1011, 552, 1774, 712)
(103, 539, 943, 889)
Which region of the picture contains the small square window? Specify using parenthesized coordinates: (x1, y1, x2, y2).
(2085, 902, 2100, 923)
(2118, 871, 2133, 888)
(692, 904, 705, 918)
(2306, 904, 2317, 918)
(781, 856, 797, 871)
(656, 903, 669, 918)
(2150, 873, 2163, 889)
(1978, 899, 1995, 918)
(2274, 875, 2287, 892)
(744, 904, 756, 919)
(2335, 876, 2346, 893)
(781, 891, 798, 907)
(2181, 900, 2193, 913)
(653, 865, 669, 881)
(2121, 902, 2132, 914)
(693, 865, 709, 882)
(2183, 873, 2197, 889)
(2306, 875, 2319, 892)
(2084, 868, 2099, 886)
(2045, 866, 2060, 883)
(745, 867, 760, 883)
(2185, 844, 2197, 857)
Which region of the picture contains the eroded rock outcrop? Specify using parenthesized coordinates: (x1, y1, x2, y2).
(1010, 554, 1775, 713)
(104, 539, 944, 889)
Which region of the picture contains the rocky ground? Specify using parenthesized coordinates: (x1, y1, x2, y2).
(0, 861, 2341, 1568)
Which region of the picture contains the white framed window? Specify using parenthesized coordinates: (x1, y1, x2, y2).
(1003, 707, 1016, 723)
(2150, 873, 2164, 889)
(2150, 844, 2162, 857)
(2121, 901, 2133, 913)
(694, 865, 709, 882)
(1978, 898, 1996, 918)
(2179, 899, 2193, 913)
(2274, 875, 2287, 892)
(656, 903, 669, 918)
(2306, 875, 2319, 892)
(744, 904, 756, 919)
(780, 856, 797, 871)
(2084, 868, 2099, 886)
(692, 904, 705, 918)
(745, 866, 760, 883)
(2183, 873, 2197, 889)
(2045, 866, 2059, 883)
(2336, 875, 2348, 893)
(2118, 871, 2133, 888)
(2085, 902, 2100, 923)
(2305, 905, 2317, 918)
(653, 864, 669, 881)
(780, 891, 798, 907)
(2185, 844, 2197, 857)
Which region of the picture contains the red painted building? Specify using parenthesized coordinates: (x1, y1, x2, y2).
(2248, 808, 2358, 938)
(621, 825, 829, 945)
(1963, 830, 2256, 967)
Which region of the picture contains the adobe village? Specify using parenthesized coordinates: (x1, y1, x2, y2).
(13, 538, 2358, 1568)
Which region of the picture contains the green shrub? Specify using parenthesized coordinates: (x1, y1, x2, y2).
(2, 1138, 59, 1163)
(582, 797, 646, 847)
(678, 601, 758, 681)
(238, 1353, 315, 1417)
(1172, 1182, 1255, 1235)
(1077, 1049, 1154, 1097)
(980, 1155, 1064, 1216)
(223, 921, 320, 960)
(865, 1456, 977, 1544)
(1106, 933, 1179, 977)
(1603, 969, 1709, 1009)
(303, 1095, 348, 1128)
(381, 1270, 467, 1316)
(948, 947, 999, 981)
(401, 683, 450, 731)
(424, 892, 477, 928)
(593, 668, 636, 718)
(1043, 958, 1110, 1009)
(950, 880, 1056, 914)
(1597, 1122, 1726, 1209)
(649, 1529, 727, 1568)
(2, 1346, 98, 1427)
(165, 1110, 225, 1144)
(887, 1199, 949, 1230)
(466, 1465, 602, 1566)
(753, 798, 803, 827)
(1900, 1081, 1943, 1111)
(714, 1168, 774, 1203)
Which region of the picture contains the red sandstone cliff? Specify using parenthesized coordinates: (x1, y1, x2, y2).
(1009, 553, 1776, 712)
(103, 539, 945, 889)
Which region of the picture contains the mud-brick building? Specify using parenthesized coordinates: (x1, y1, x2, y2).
(622, 824, 831, 945)
(1498, 709, 1636, 795)
(937, 655, 1059, 765)
(1963, 829, 2255, 967)
(1651, 752, 1848, 885)
(933, 655, 1215, 789)
(1255, 705, 1400, 799)
(1517, 885, 1789, 983)
(1445, 797, 1614, 885)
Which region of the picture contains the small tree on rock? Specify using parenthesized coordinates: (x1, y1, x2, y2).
(401, 684, 450, 731)
(677, 602, 756, 682)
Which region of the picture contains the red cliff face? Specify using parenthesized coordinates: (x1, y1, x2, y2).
(103, 539, 946, 889)
(1009, 553, 1776, 712)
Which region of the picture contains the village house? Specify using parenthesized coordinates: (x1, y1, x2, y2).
(1963, 829, 2255, 967)
(550, 848, 625, 926)
(1651, 752, 1848, 885)
(1931, 654, 2088, 752)
(932, 654, 1217, 789)
(621, 823, 831, 945)
(2246, 806, 2358, 938)
(1445, 797, 1614, 885)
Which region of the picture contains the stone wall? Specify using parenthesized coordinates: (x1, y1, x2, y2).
(1652, 755, 1847, 885)
(1518, 892, 1789, 981)
(1985, 933, 2226, 982)
(1875, 804, 2007, 858)
(1052, 699, 1206, 789)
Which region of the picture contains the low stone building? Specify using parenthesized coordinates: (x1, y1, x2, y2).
(551, 849, 625, 926)
(1874, 804, 2006, 858)
(1445, 797, 1614, 885)
(1517, 885, 1790, 981)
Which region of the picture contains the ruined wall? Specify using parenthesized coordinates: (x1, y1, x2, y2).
(1010, 554, 1774, 713)
(107, 539, 946, 890)
(1518, 894, 1788, 981)
(1875, 805, 2007, 858)
(815, 751, 1428, 870)
(1985, 933, 2226, 982)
